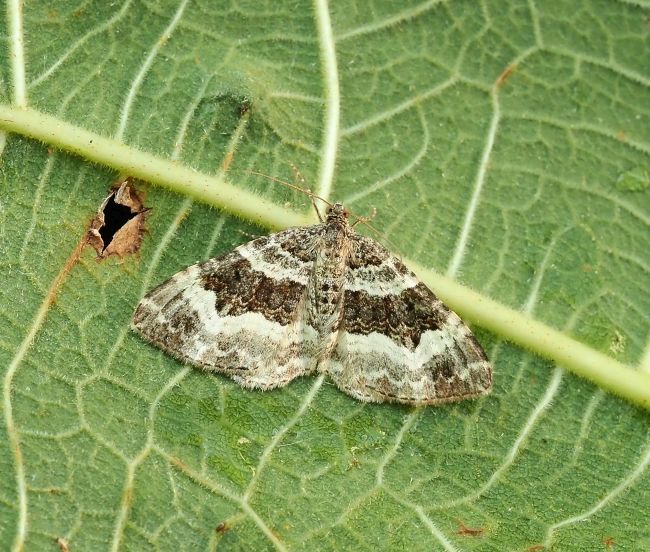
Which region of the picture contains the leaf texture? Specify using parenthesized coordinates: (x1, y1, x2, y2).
(1, 1, 649, 550)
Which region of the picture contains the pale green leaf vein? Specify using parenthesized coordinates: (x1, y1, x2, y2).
(0, 105, 311, 230)
(442, 367, 563, 509)
(313, 0, 340, 202)
(243, 374, 325, 502)
(7, 0, 26, 106)
(446, 91, 500, 278)
(340, 76, 457, 137)
(335, 0, 444, 42)
(28, 0, 133, 89)
(544, 439, 650, 547)
(343, 107, 430, 205)
(154, 446, 288, 551)
(116, 0, 190, 141)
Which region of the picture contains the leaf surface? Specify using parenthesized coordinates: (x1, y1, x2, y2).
(1, 1, 649, 551)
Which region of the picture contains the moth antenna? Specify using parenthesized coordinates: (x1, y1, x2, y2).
(246, 169, 400, 253)
(285, 162, 325, 219)
(351, 206, 377, 228)
(288, 161, 306, 187)
(310, 193, 325, 222)
(245, 170, 333, 219)
(348, 206, 406, 260)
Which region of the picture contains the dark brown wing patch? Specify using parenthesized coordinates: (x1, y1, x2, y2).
(342, 284, 451, 349)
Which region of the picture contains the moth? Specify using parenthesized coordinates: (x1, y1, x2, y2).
(132, 203, 492, 405)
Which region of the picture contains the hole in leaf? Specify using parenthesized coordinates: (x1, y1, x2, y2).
(87, 177, 150, 260)
(98, 194, 138, 248)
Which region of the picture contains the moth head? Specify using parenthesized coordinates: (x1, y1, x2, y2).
(326, 203, 349, 223)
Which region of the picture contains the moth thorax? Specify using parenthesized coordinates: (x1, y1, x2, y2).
(319, 224, 352, 267)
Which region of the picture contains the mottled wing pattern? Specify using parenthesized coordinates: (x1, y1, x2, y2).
(326, 235, 492, 405)
(132, 226, 323, 389)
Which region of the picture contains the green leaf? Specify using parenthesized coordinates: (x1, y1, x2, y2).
(1, 1, 649, 551)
